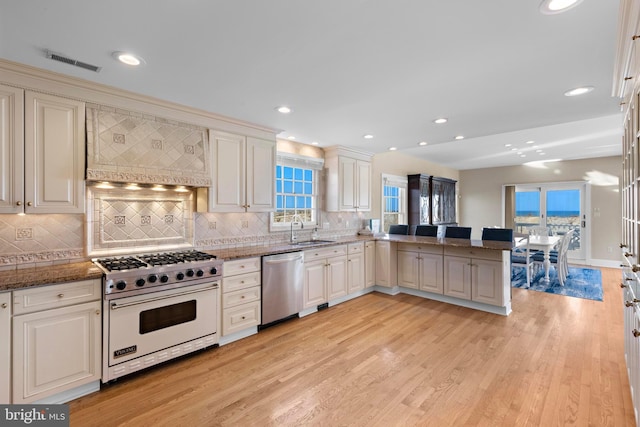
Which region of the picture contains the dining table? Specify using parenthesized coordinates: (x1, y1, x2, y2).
(516, 234, 562, 282)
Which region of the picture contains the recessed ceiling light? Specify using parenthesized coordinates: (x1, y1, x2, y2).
(287, 136, 296, 140)
(433, 118, 448, 124)
(311, 141, 319, 145)
(539, 152, 546, 155)
(525, 140, 535, 144)
(511, 148, 518, 151)
(536, 149, 543, 152)
(505, 144, 512, 147)
(517, 152, 523, 155)
(454, 135, 464, 140)
(363, 134, 374, 139)
(276, 106, 292, 114)
(520, 154, 527, 158)
(564, 86, 594, 97)
(418, 141, 428, 146)
(112, 51, 144, 66)
(539, 0, 583, 14)
(389, 147, 397, 151)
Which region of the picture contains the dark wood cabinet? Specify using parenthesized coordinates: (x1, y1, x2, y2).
(408, 174, 456, 226)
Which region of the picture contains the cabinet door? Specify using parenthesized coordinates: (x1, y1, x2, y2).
(24, 92, 85, 213)
(13, 300, 101, 403)
(327, 256, 348, 300)
(443, 256, 471, 299)
(471, 258, 504, 306)
(348, 252, 365, 293)
(397, 251, 419, 289)
(209, 131, 246, 212)
(364, 242, 375, 288)
(246, 136, 275, 212)
(0, 292, 10, 404)
(303, 260, 326, 309)
(0, 84, 24, 214)
(338, 156, 356, 210)
(419, 252, 444, 294)
(356, 160, 371, 211)
(375, 241, 391, 287)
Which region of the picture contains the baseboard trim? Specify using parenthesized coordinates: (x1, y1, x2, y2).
(33, 380, 100, 404)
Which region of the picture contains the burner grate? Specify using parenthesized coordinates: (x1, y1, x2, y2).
(97, 257, 148, 272)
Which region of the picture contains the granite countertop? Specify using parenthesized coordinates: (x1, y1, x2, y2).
(0, 234, 512, 291)
(0, 261, 103, 292)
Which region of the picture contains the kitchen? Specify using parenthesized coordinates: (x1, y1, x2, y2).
(0, 0, 634, 425)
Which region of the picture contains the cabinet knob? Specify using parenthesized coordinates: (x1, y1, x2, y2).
(27, 201, 32, 207)
(625, 252, 633, 257)
(241, 295, 245, 299)
(241, 316, 246, 320)
(1, 303, 7, 309)
(633, 265, 640, 273)
(625, 301, 635, 307)
(57, 293, 64, 298)
(96, 310, 100, 315)
(633, 329, 640, 338)
(621, 243, 629, 248)
(247, 205, 250, 208)
(16, 201, 22, 206)
(633, 35, 640, 41)
(621, 283, 628, 288)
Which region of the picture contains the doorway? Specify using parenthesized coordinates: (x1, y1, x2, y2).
(506, 182, 588, 261)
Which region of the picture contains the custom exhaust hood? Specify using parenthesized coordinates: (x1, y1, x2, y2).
(85, 104, 211, 187)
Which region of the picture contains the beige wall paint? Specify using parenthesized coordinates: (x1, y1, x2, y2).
(459, 156, 621, 263)
(370, 151, 459, 220)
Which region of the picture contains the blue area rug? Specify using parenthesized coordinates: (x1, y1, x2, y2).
(511, 265, 603, 301)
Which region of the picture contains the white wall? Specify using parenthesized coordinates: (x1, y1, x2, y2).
(459, 156, 621, 263)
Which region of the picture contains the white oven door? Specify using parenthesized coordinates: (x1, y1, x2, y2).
(107, 282, 218, 366)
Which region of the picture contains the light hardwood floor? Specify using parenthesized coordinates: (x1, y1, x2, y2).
(69, 267, 635, 426)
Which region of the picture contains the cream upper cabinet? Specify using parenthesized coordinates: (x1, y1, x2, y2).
(0, 292, 11, 404)
(0, 87, 84, 214)
(205, 130, 275, 213)
(324, 146, 372, 212)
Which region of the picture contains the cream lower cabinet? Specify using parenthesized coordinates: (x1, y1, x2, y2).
(375, 241, 397, 288)
(0, 86, 85, 214)
(397, 243, 443, 293)
(222, 257, 261, 336)
(347, 242, 365, 293)
(443, 247, 507, 306)
(303, 245, 347, 308)
(0, 292, 11, 404)
(12, 279, 101, 404)
(364, 241, 375, 288)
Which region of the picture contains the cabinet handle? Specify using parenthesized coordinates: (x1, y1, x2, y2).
(633, 35, 640, 41)
(16, 201, 22, 206)
(621, 283, 628, 288)
(633, 265, 640, 273)
(633, 329, 640, 338)
(1, 303, 6, 309)
(625, 301, 635, 307)
(625, 76, 634, 81)
(625, 252, 633, 257)
(621, 243, 629, 248)
(57, 293, 64, 298)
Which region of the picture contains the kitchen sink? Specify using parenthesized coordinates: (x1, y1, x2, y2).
(291, 240, 335, 246)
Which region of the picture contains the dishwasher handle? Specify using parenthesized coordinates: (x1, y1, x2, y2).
(263, 253, 304, 265)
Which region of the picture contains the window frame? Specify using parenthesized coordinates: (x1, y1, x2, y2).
(381, 174, 408, 233)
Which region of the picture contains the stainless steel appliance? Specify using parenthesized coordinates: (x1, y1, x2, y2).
(93, 250, 223, 382)
(261, 251, 304, 327)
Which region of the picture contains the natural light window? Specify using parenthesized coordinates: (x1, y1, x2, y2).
(271, 153, 324, 229)
(381, 174, 407, 232)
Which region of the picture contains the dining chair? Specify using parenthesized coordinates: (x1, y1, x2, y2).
(388, 224, 409, 235)
(415, 225, 438, 237)
(531, 229, 574, 285)
(444, 226, 472, 239)
(511, 233, 534, 287)
(481, 227, 513, 242)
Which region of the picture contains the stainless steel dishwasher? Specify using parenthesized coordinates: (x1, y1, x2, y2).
(261, 251, 304, 327)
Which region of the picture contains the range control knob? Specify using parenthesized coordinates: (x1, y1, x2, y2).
(186, 269, 195, 277)
(160, 274, 169, 283)
(176, 272, 185, 280)
(196, 269, 204, 277)
(209, 267, 218, 275)
(116, 281, 127, 290)
(135, 278, 146, 287)
(148, 274, 158, 283)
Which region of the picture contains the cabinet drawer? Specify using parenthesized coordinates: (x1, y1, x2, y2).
(13, 279, 101, 315)
(304, 245, 347, 262)
(397, 243, 442, 255)
(222, 285, 261, 309)
(348, 242, 364, 254)
(444, 246, 503, 261)
(223, 271, 261, 293)
(222, 301, 261, 336)
(223, 257, 261, 277)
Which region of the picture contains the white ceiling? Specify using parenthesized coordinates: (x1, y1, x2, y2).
(0, 1, 623, 170)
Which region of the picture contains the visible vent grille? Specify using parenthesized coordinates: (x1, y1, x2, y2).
(46, 51, 102, 72)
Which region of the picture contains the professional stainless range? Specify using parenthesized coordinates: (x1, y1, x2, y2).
(93, 250, 222, 382)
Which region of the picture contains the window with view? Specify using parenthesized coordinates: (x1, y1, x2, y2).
(272, 163, 318, 226)
(382, 174, 407, 232)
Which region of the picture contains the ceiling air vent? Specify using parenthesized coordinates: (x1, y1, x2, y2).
(46, 50, 102, 72)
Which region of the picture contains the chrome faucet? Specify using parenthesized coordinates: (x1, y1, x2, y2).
(290, 214, 304, 243)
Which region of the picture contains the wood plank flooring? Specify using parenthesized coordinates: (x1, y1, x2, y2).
(69, 267, 635, 426)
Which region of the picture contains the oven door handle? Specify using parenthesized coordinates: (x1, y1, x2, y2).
(110, 285, 218, 310)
